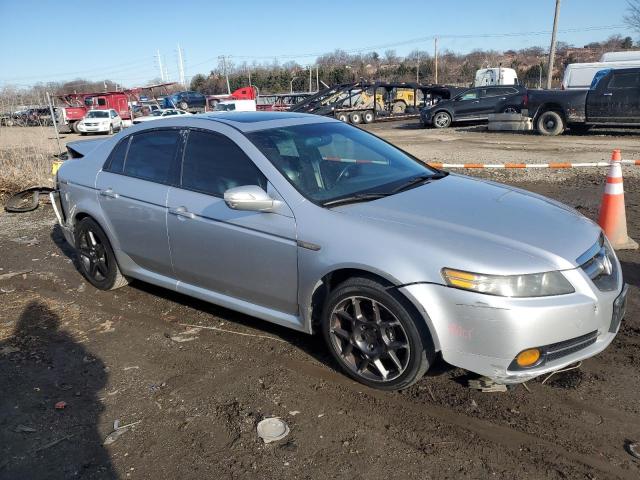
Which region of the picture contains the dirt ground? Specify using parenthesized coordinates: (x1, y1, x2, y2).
(1, 122, 640, 479)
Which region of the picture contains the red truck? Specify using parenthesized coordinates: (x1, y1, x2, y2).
(57, 92, 131, 133)
(205, 86, 256, 109)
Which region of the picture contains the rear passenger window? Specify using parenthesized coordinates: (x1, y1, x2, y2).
(608, 73, 638, 89)
(181, 130, 266, 196)
(105, 137, 130, 173)
(124, 130, 180, 184)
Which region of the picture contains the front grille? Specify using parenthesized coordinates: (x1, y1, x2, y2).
(545, 330, 598, 362)
(578, 235, 618, 291)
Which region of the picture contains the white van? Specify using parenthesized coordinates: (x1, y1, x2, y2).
(473, 68, 519, 87)
(213, 99, 257, 112)
(600, 51, 640, 62)
(562, 58, 640, 89)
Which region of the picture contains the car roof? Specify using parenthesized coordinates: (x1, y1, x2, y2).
(196, 111, 336, 132)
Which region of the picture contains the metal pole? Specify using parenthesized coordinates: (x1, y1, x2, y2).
(416, 61, 419, 83)
(434, 37, 438, 84)
(546, 0, 561, 89)
(157, 50, 164, 82)
(46, 92, 62, 154)
(316, 66, 319, 92)
(177, 44, 185, 87)
(309, 66, 312, 93)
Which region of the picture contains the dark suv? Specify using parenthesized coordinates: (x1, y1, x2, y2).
(163, 91, 206, 111)
(420, 85, 525, 128)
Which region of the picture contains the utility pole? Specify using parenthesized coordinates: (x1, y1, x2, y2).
(316, 66, 319, 92)
(156, 49, 165, 82)
(546, 0, 561, 89)
(177, 44, 186, 87)
(309, 65, 312, 93)
(219, 55, 231, 94)
(416, 60, 419, 83)
(434, 37, 439, 84)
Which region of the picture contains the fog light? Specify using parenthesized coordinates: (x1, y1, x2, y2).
(516, 348, 541, 367)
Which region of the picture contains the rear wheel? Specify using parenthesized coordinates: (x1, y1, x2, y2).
(363, 110, 375, 124)
(322, 277, 433, 390)
(433, 111, 452, 129)
(536, 110, 564, 136)
(349, 112, 363, 124)
(74, 218, 128, 291)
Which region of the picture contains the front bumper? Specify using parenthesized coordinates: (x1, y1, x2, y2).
(401, 266, 626, 384)
(77, 123, 109, 133)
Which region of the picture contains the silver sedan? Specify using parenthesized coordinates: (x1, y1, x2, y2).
(51, 112, 627, 390)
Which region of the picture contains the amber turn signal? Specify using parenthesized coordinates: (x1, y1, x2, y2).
(516, 348, 541, 368)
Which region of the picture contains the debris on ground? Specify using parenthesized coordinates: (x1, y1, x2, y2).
(468, 377, 508, 393)
(103, 420, 142, 446)
(0, 269, 31, 281)
(54, 401, 67, 410)
(257, 417, 290, 444)
(626, 440, 640, 460)
(14, 424, 37, 433)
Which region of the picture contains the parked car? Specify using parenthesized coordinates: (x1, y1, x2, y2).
(420, 86, 526, 128)
(132, 108, 190, 124)
(523, 67, 640, 135)
(51, 112, 627, 390)
(163, 91, 206, 111)
(77, 109, 122, 135)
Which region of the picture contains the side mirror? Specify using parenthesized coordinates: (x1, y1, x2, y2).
(224, 185, 281, 212)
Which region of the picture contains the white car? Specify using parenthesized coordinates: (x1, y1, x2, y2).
(77, 109, 122, 135)
(212, 99, 257, 112)
(132, 108, 190, 124)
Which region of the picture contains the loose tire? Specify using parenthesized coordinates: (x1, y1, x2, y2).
(363, 110, 375, 124)
(74, 217, 128, 291)
(321, 277, 433, 390)
(536, 110, 564, 136)
(349, 112, 363, 124)
(336, 112, 349, 123)
(432, 111, 452, 129)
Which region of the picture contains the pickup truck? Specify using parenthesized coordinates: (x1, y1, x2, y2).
(513, 67, 640, 135)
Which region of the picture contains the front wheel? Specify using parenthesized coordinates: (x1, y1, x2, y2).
(536, 110, 564, 136)
(178, 101, 189, 110)
(321, 277, 433, 390)
(74, 217, 128, 291)
(432, 111, 452, 129)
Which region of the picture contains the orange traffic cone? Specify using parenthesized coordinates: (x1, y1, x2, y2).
(598, 149, 638, 250)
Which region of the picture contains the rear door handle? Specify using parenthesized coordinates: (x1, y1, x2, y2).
(99, 188, 119, 199)
(603, 92, 613, 96)
(169, 206, 195, 219)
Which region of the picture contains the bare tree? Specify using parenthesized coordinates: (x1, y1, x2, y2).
(625, 0, 640, 32)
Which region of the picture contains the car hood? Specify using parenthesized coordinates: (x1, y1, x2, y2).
(82, 117, 109, 123)
(336, 174, 599, 273)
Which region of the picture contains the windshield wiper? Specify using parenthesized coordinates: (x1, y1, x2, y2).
(391, 172, 448, 194)
(322, 192, 391, 208)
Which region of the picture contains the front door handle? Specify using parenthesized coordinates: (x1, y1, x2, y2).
(169, 206, 195, 219)
(472, 100, 480, 103)
(100, 188, 119, 199)
(603, 92, 613, 96)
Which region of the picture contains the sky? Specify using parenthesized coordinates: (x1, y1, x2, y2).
(0, 0, 634, 88)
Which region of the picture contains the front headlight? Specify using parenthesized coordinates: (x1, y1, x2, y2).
(442, 268, 574, 297)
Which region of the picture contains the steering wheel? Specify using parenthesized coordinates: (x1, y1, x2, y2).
(334, 163, 360, 185)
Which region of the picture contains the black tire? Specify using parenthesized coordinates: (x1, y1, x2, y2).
(432, 111, 452, 129)
(178, 101, 189, 110)
(74, 217, 128, 291)
(363, 110, 375, 124)
(321, 277, 433, 390)
(108, 124, 114, 135)
(71, 122, 81, 134)
(392, 101, 406, 114)
(336, 112, 349, 123)
(349, 112, 363, 124)
(536, 110, 564, 136)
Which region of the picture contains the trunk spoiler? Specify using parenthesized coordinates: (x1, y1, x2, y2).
(65, 138, 107, 158)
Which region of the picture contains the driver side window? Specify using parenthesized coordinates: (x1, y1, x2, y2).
(459, 91, 479, 101)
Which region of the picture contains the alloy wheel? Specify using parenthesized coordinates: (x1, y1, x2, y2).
(78, 228, 109, 282)
(329, 296, 411, 382)
(434, 112, 451, 128)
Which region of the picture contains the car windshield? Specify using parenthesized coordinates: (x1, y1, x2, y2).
(151, 111, 164, 116)
(246, 122, 440, 205)
(214, 103, 236, 111)
(86, 111, 109, 118)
